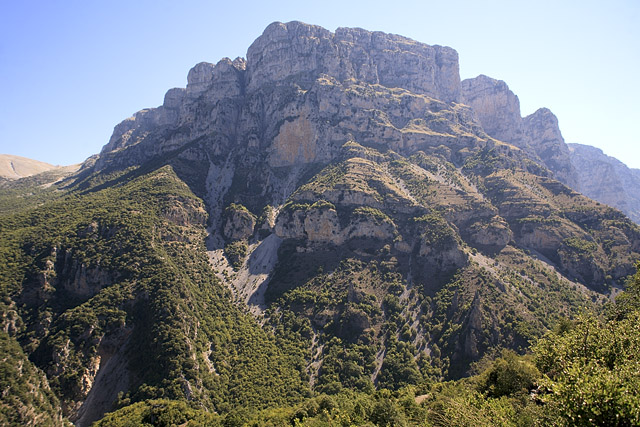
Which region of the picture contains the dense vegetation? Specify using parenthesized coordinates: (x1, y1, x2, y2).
(1, 141, 638, 426)
(91, 265, 640, 426)
(0, 166, 308, 425)
(0, 330, 64, 426)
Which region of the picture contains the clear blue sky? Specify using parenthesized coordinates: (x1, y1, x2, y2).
(1, 0, 639, 168)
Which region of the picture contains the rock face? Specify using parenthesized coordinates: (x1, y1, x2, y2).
(462, 75, 578, 189)
(569, 143, 640, 224)
(461, 75, 525, 147)
(274, 202, 398, 247)
(461, 75, 640, 224)
(246, 21, 461, 101)
(468, 216, 513, 251)
(523, 108, 576, 188)
(94, 21, 475, 176)
(223, 204, 256, 241)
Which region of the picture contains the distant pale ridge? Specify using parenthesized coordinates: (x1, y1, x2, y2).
(0, 154, 58, 179)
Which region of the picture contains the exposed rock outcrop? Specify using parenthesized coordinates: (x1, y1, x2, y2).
(569, 143, 640, 224)
(462, 75, 578, 189)
(467, 216, 512, 251)
(461, 75, 525, 147)
(223, 204, 256, 241)
(93, 21, 477, 180)
(274, 203, 397, 247)
(246, 21, 461, 101)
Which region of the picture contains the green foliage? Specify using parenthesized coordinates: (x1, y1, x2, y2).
(0, 169, 73, 215)
(382, 294, 403, 316)
(315, 338, 376, 394)
(94, 399, 221, 426)
(256, 204, 274, 227)
(353, 206, 392, 225)
(224, 240, 248, 270)
(282, 201, 312, 212)
(610, 262, 640, 319)
(224, 203, 251, 215)
(563, 237, 598, 253)
(462, 148, 505, 175)
(534, 313, 640, 426)
(310, 199, 336, 210)
(412, 213, 457, 248)
(0, 165, 309, 420)
(377, 338, 423, 391)
(424, 383, 540, 427)
(476, 350, 540, 398)
(282, 199, 335, 213)
(533, 266, 640, 426)
(296, 163, 347, 195)
(0, 330, 65, 426)
(239, 389, 426, 426)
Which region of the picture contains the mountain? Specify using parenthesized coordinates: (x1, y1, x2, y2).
(1, 21, 639, 426)
(461, 75, 578, 190)
(0, 154, 59, 180)
(460, 75, 640, 225)
(568, 143, 640, 224)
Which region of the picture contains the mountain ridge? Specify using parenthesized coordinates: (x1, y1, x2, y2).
(1, 20, 639, 426)
(78, 17, 638, 380)
(568, 142, 640, 224)
(0, 154, 59, 180)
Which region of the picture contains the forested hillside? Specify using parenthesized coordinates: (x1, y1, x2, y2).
(1, 21, 638, 426)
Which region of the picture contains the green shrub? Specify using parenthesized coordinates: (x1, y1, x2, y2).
(224, 240, 248, 270)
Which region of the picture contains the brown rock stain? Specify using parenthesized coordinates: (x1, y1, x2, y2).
(269, 115, 317, 167)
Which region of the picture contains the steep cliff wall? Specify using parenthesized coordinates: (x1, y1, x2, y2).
(569, 143, 640, 224)
(462, 75, 578, 189)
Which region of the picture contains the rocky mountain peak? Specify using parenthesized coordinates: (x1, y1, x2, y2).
(523, 107, 561, 141)
(95, 21, 474, 174)
(246, 21, 461, 102)
(462, 75, 578, 189)
(186, 61, 216, 94)
(94, 20, 640, 226)
(569, 143, 640, 223)
(522, 107, 577, 188)
(187, 57, 246, 98)
(461, 74, 524, 145)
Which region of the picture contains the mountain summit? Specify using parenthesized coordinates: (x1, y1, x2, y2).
(2, 21, 639, 426)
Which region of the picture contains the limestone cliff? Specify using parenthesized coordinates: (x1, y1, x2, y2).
(523, 107, 576, 188)
(569, 143, 640, 224)
(247, 21, 461, 101)
(94, 21, 474, 175)
(461, 75, 526, 147)
(82, 22, 639, 375)
(462, 75, 578, 189)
